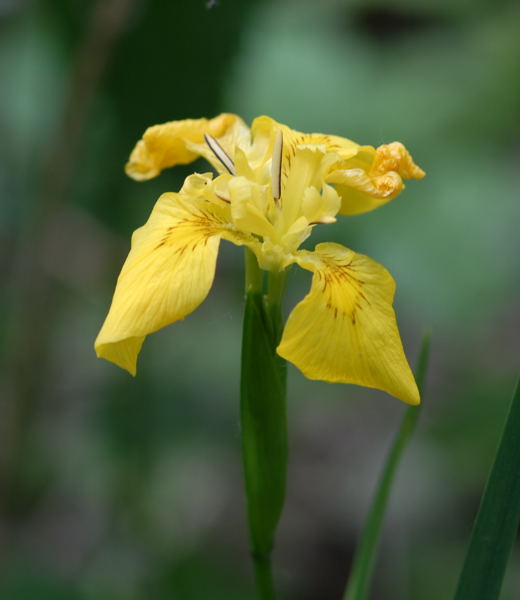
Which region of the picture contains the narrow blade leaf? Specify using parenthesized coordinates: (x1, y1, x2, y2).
(454, 378, 520, 600)
(343, 331, 431, 600)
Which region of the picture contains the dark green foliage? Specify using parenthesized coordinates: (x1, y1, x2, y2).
(454, 379, 520, 600)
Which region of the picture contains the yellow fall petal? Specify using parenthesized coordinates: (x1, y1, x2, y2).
(95, 183, 255, 374)
(277, 242, 419, 405)
(125, 113, 246, 181)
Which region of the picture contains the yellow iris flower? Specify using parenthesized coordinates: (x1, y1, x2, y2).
(95, 114, 425, 405)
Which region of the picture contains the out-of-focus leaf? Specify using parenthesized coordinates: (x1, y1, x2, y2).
(454, 378, 520, 600)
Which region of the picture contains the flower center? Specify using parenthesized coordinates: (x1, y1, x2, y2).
(204, 131, 341, 271)
(271, 130, 283, 204)
(204, 133, 237, 175)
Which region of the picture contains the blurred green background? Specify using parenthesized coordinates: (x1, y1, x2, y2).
(1, 0, 519, 598)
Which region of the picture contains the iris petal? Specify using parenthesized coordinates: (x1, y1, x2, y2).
(329, 142, 426, 215)
(251, 115, 360, 164)
(277, 242, 419, 405)
(125, 113, 247, 181)
(95, 180, 256, 374)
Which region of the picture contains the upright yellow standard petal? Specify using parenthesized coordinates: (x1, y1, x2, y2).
(95, 180, 254, 375)
(125, 113, 246, 181)
(277, 242, 419, 405)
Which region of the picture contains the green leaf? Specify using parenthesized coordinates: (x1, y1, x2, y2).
(343, 330, 431, 600)
(454, 378, 520, 600)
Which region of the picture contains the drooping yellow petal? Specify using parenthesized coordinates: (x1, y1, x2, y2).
(95, 178, 256, 374)
(125, 113, 246, 181)
(328, 143, 426, 215)
(277, 242, 419, 405)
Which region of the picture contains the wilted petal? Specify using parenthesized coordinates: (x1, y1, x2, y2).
(125, 113, 247, 181)
(329, 143, 425, 215)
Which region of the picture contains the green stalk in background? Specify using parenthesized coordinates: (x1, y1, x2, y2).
(343, 331, 431, 600)
(454, 378, 520, 600)
(240, 249, 288, 600)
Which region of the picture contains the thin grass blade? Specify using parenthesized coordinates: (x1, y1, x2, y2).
(343, 331, 431, 600)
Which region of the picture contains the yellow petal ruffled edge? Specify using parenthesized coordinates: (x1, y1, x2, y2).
(249, 117, 424, 216)
(125, 113, 246, 181)
(125, 113, 425, 218)
(328, 142, 426, 215)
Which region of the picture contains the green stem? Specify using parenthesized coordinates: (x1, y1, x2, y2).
(343, 331, 431, 600)
(240, 251, 288, 600)
(253, 553, 276, 600)
(245, 247, 263, 294)
(454, 377, 520, 600)
(265, 269, 288, 375)
(265, 270, 287, 329)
